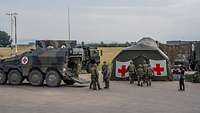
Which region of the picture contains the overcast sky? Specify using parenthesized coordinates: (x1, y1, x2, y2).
(0, 0, 200, 43)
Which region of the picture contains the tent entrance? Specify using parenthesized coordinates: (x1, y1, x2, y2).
(133, 55, 149, 67)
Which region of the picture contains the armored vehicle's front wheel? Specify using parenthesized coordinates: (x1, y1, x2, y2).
(29, 70, 44, 86)
(8, 70, 23, 85)
(46, 70, 61, 87)
(0, 70, 7, 84)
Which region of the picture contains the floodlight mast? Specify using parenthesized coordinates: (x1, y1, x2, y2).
(67, 8, 71, 40)
(14, 15, 17, 54)
(6, 12, 18, 55)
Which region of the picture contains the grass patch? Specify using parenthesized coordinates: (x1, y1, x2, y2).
(0, 46, 32, 58)
(98, 47, 123, 70)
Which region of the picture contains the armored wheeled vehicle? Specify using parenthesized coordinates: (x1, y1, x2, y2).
(0, 45, 88, 87)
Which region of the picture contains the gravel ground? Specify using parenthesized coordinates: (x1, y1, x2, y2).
(0, 74, 200, 113)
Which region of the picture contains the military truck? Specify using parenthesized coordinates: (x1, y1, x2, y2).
(78, 46, 100, 73)
(35, 40, 101, 73)
(0, 44, 88, 87)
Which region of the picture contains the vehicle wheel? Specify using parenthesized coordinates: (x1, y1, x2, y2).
(8, 70, 23, 85)
(46, 70, 61, 87)
(29, 70, 44, 86)
(64, 80, 75, 85)
(0, 70, 7, 84)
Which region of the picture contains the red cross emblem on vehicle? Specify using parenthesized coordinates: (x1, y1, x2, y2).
(153, 64, 164, 75)
(21, 56, 28, 65)
(118, 65, 127, 78)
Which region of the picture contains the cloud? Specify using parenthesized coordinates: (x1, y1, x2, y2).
(0, 0, 200, 43)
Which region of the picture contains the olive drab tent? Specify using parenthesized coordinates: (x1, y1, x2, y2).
(111, 37, 170, 81)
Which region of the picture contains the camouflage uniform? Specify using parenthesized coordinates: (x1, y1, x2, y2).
(136, 64, 144, 86)
(102, 62, 110, 89)
(142, 64, 152, 86)
(148, 67, 153, 86)
(89, 64, 101, 90)
(127, 62, 136, 84)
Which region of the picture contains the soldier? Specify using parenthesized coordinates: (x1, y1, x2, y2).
(142, 64, 149, 86)
(148, 65, 153, 86)
(89, 63, 101, 90)
(179, 66, 185, 91)
(136, 64, 144, 86)
(102, 61, 110, 89)
(127, 61, 136, 84)
(142, 64, 152, 86)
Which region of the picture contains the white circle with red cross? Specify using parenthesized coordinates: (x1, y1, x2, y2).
(21, 56, 29, 65)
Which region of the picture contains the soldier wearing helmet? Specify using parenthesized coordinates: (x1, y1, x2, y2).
(136, 64, 144, 86)
(142, 64, 152, 86)
(102, 61, 110, 89)
(127, 61, 136, 84)
(89, 63, 101, 90)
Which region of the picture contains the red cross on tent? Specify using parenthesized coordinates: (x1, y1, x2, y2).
(118, 65, 127, 78)
(153, 64, 164, 75)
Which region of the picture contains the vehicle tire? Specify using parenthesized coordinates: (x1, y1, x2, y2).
(29, 70, 44, 86)
(8, 70, 23, 85)
(64, 80, 75, 85)
(0, 70, 7, 84)
(46, 70, 61, 87)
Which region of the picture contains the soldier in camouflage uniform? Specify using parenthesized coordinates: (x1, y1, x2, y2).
(127, 61, 136, 84)
(148, 65, 153, 86)
(136, 64, 144, 86)
(142, 64, 148, 86)
(142, 64, 152, 86)
(102, 61, 110, 89)
(89, 63, 101, 90)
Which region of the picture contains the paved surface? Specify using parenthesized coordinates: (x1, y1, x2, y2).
(0, 74, 200, 113)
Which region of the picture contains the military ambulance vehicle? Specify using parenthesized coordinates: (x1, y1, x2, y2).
(0, 41, 87, 87)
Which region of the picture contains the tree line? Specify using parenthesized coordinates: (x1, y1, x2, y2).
(87, 41, 136, 47)
(0, 30, 135, 47)
(0, 31, 11, 47)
